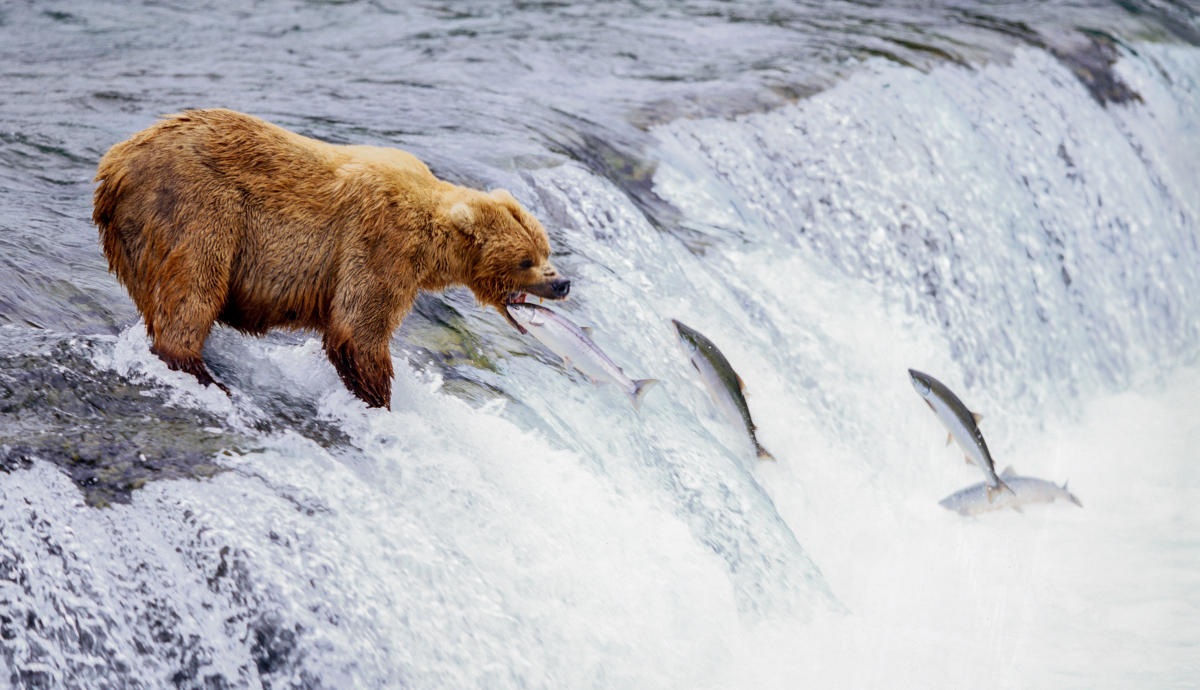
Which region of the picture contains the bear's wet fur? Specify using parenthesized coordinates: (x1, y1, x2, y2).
(94, 109, 567, 408)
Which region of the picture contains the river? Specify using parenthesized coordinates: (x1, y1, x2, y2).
(1, 1, 1198, 688)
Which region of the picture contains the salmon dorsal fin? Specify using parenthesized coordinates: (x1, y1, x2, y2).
(1000, 465, 1016, 479)
(972, 411, 983, 425)
(580, 326, 594, 337)
(736, 373, 746, 393)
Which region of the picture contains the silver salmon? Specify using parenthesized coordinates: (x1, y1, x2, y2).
(909, 368, 1013, 502)
(672, 319, 773, 459)
(939, 466, 1083, 516)
(509, 303, 659, 409)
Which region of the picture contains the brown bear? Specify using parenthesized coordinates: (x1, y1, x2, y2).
(93, 108, 569, 409)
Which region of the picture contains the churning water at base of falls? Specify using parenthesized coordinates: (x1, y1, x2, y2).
(2, 2, 1199, 688)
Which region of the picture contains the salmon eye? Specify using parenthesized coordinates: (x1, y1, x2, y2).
(519, 259, 533, 270)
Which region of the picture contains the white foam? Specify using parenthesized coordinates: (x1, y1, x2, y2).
(720, 366, 1200, 688)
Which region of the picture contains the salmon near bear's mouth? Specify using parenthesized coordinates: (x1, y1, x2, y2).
(505, 280, 569, 334)
(504, 294, 530, 334)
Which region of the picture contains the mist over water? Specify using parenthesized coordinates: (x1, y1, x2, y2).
(2, 2, 1198, 688)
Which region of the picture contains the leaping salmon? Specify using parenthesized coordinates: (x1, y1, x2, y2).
(908, 368, 1013, 502)
(939, 466, 1083, 516)
(673, 319, 773, 460)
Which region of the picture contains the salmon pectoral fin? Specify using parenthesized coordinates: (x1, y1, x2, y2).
(627, 378, 660, 411)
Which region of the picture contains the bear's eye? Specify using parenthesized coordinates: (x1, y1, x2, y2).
(519, 259, 534, 270)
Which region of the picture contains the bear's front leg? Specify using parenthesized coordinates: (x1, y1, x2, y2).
(324, 256, 414, 409)
(323, 332, 394, 409)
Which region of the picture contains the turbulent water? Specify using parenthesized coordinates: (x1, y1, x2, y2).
(2, 1, 1199, 688)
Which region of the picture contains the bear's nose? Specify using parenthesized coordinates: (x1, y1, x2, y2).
(550, 278, 570, 299)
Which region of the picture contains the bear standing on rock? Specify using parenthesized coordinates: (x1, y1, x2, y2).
(93, 109, 569, 408)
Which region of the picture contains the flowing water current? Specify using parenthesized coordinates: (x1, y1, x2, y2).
(1, 2, 1198, 688)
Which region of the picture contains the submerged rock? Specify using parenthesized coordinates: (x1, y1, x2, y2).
(0, 335, 251, 506)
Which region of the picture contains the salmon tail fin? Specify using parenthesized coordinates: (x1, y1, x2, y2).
(1064, 481, 1083, 507)
(629, 379, 660, 410)
(755, 443, 775, 461)
(986, 477, 1015, 503)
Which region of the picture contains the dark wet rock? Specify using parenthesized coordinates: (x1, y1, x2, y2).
(378, 292, 516, 405)
(240, 391, 353, 453)
(405, 293, 500, 373)
(249, 613, 301, 677)
(1049, 32, 1143, 106)
(0, 336, 251, 506)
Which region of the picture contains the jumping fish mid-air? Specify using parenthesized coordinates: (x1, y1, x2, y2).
(908, 368, 1013, 502)
(508, 302, 659, 409)
(939, 466, 1083, 516)
(672, 319, 773, 460)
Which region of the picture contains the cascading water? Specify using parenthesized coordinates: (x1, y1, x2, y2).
(1, 2, 1197, 688)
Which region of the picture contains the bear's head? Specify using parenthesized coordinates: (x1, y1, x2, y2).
(448, 189, 569, 332)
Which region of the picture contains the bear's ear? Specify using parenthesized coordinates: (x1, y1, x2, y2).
(489, 189, 528, 226)
(449, 202, 475, 234)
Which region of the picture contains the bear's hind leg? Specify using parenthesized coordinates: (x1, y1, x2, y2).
(145, 248, 231, 395)
(150, 343, 229, 394)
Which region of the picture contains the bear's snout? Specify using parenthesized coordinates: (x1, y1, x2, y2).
(522, 275, 571, 301)
(549, 278, 570, 299)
